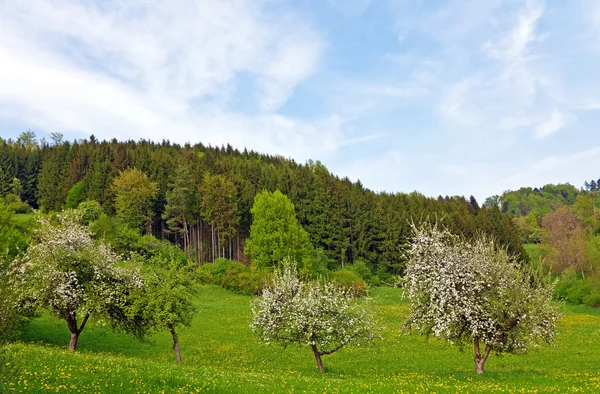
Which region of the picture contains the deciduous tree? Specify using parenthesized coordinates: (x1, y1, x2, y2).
(251, 262, 378, 372)
(111, 168, 158, 233)
(9, 211, 144, 351)
(245, 190, 312, 268)
(404, 223, 559, 374)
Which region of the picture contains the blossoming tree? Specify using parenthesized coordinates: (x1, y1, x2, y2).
(404, 223, 560, 374)
(9, 211, 144, 351)
(251, 262, 379, 372)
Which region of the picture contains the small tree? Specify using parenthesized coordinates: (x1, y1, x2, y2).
(127, 260, 197, 364)
(404, 223, 560, 374)
(251, 262, 378, 373)
(9, 211, 144, 351)
(245, 190, 312, 268)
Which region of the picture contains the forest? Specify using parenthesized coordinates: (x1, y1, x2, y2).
(0, 131, 524, 276)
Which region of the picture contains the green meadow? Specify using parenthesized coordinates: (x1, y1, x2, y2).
(2, 286, 600, 393)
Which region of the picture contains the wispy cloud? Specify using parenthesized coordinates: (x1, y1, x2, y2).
(535, 110, 571, 139)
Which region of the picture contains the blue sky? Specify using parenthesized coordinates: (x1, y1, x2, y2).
(1, 0, 599, 201)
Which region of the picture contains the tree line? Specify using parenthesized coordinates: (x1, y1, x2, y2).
(0, 131, 526, 274)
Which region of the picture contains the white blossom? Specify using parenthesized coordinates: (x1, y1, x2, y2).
(404, 222, 560, 356)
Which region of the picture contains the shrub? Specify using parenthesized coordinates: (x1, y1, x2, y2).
(196, 259, 267, 295)
(554, 268, 598, 306)
(331, 269, 367, 296)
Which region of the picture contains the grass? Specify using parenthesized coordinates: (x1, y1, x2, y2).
(2, 286, 600, 393)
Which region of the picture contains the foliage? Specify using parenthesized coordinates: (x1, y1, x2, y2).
(127, 258, 197, 363)
(245, 190, 313, 268)
(404, 222, 560, 374)
(1, 193, 32, 214)
(0, 202, 33, 341)
(196, 258, 266, 295)
(111, 168, 158, 233)
(251, 262, 379, 372)
(554, 268, 600, 307)
(500, 184, 578, 217)
(540, 207, 589, 276)
(330, 269, 368, 296)
(8, 211, 145, 350)
(77, 200, 104, 225)
(1, 136, 526, 274)
(65, 181, 85, 209)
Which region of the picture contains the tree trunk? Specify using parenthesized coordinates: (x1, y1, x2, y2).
(473, 336, 492, 375)
(169, 324, 182, 364)
(311, 344, 325, 373)
(68, 332, 80, 351)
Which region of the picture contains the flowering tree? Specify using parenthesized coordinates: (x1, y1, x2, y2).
(251, 262, 378, 372)
(404, 223, 560, 374)
(9, 211, 144, 351)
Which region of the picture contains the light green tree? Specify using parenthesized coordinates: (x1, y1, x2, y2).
(245, 190, 312, 268)
(111, 168, 158, 233)
(127, 259, 197, 363)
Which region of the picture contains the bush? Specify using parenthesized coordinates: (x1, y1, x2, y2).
(196, 259, 267, 295)
(331, 269, 367, 296)
(300, 248, 332, 278)
(554, 268, 599, 306)
(65, 182, 85, 209)
(2, 194, 31, 214)
(77, 200, 103, 225)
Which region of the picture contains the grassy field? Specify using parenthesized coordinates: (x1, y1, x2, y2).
(2, 286, 600, 393)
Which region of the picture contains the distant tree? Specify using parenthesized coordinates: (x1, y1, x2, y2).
(0, 168, 10, 196)
(469, 195, 480, 213)
(483, 195, 501, 208)
(512, 213, 541, 244)
(200, 173, 238, 260)
(573, 194, 596, 234)
(404, 222, 559, 374)
(65, 181, 85, 209)
(245, 190, 313, 268)
(163, 164, 197, 258)
(10, 177, 23, 199)
(540, 207, 590, 278)
(8, 211, 145, 351)
(251, 262, 379, 372)
(16, 130, 38, 150)
(111, 168, 158, 233)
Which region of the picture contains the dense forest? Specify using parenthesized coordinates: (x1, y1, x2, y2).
(0, 131, 524, 276)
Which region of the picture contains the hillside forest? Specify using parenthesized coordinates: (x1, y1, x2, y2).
(1, 130, 599, 307)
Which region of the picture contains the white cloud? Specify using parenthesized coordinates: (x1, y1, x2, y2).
(439, 78, 480, 126)
(483, 0, 545, 64)
(535, 110, 571, 138)
(0, 0, 330, 159)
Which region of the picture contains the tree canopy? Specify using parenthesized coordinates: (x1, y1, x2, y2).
(245, 190, 313, 268)
(404, 223, 560, 374)
(8, 211, 145, 350)
(251, 262, 379, 372)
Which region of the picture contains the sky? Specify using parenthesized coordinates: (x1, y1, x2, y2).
(1, 0, 599, 202)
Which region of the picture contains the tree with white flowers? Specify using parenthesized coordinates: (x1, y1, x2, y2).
(251, 261, 379, 373)
(9, 211, 145, 351)
(404, 222, 560, 374)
